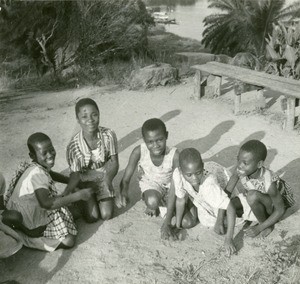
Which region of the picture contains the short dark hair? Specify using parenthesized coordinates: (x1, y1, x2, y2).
(179, 148, 203, 169)
(141, 118, 167, 137)
(27, 132, 51, 155)
(240, 140, 267, 161)
(75, 98, 99, 118)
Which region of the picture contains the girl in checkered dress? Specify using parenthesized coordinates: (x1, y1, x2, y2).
(4, 133, 95, 252)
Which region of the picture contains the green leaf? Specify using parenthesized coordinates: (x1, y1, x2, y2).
(266, 44, 281, 61)
(283, 44, 297, 68)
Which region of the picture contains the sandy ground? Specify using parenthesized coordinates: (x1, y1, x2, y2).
(0, 78, 299, 284)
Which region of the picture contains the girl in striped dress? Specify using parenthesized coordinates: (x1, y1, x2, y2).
(66, 98, 119, 223)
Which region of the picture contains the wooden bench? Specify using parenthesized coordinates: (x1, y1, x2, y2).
(191, 61, 300, 131)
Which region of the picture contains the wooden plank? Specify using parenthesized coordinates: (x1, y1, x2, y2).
(192, 62, 300, 93)
(286, 98, 296, 130)
(191, 63, 300, 99)
(234, 88, 241, 115)
(194, 70, 202, 99)
(209, 61, 300, 87)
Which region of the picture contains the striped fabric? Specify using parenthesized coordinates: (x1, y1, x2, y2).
(240, 167, 295, 208)
(66, 126, 118, 172)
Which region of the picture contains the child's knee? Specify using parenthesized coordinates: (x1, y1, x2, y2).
(181, 214, 197, 229)
(61, 234, 76, 248)
(145, 195, 160, 210)
(100, 209, 113, 221)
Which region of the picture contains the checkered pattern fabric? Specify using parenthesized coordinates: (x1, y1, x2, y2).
(5, 162, 77, 239)
(44, 178, 77, 239)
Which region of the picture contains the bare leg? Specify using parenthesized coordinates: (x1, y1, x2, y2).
(57, 234, 75, 249)
(143, 190, 162, 217)
(98, 198, 114, 220)
(246, 190, 274, 237)
(81, 193, 101, 223)
(181, 199, 198, 229)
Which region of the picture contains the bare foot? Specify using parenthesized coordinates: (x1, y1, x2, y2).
(260, 226, 274, 238)
(144, 207, 159, 217)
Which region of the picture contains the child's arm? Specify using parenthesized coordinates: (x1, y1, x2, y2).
(246, 182, 285, 237)
(224, 201, 237, 256)
(224, 167, 240, 197)
(214, 209, 226, 235)
(115, 146, 140, 208)
(103, 154, 119, 193)
(175, 197, 185, 229)
(35, 186, 96, 210)
(51, 171, 83, 196)
(161, 179, 178, 240)
(172, 149, 180, 170)
(49, 171, 69, 184)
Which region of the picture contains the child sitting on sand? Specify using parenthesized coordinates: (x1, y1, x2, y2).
(161, 148, 237, 255)
(116, 118, 179, 217)
(225, 140, 295, 238)
(4, 133, 96, 252)
(0, 172, 23, 258)
(67, 98, 119, 223)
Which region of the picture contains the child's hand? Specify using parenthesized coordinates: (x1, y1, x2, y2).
(160, 224, 178, 241)
(236, 168, 246, 178)
(214, 220, 225, 235)
(245, 224, 262, 238)
(224, 237, 237, 256)
(25, 225, 47, 238)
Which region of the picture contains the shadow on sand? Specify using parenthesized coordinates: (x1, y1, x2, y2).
(0, 109, 183, 283)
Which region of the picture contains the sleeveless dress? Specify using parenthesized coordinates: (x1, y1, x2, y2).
(138, 143, 177, 206)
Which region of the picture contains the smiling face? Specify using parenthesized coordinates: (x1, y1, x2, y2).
(180, 160, 204, 187)
(31, 139, 56, 170)
(237, 150, 262, 178)
(77, 104, 100, 134)
(143, 128, 168, 157)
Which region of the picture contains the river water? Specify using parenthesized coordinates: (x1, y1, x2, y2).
(147, 0, 298, 42)
(147, 0, 214, 42)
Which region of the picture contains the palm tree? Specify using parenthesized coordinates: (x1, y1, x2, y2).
(202, 0, 298, 57)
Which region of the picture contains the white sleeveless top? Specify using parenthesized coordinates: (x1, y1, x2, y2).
(138, 143, 176, 192)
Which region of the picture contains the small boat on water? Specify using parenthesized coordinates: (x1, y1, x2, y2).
(152, 11, 176, 24)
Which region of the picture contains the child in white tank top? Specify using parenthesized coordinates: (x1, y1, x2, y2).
(116, 118, 179, 217)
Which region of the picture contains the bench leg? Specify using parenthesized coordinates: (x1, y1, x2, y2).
(234, 89, 241, 115)
(286, 97, 296, 131)
(194, 70, 202, 99)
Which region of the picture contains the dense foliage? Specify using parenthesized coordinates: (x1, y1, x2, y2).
(202, 0, 300, 57)
(0, 0, 153, 77)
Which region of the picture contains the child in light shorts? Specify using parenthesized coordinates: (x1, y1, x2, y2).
(116, 118, 179, 217)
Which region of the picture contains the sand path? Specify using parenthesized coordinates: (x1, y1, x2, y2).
(0, 78, 299, 283)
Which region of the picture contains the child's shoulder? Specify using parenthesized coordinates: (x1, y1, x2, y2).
(29, 164, 49, 178)
(99, 126, 116, 136)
